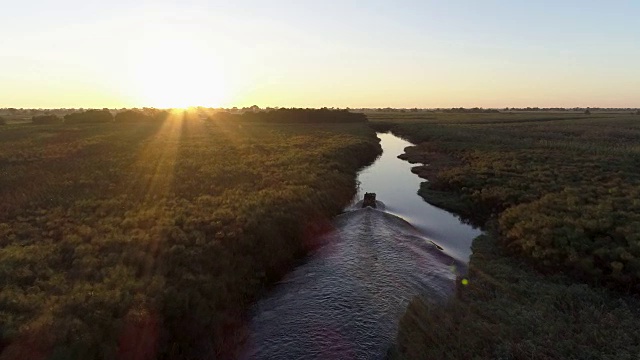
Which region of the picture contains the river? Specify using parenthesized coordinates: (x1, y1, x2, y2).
(240, 133, 481, 359)
(354, 132, 480, 263)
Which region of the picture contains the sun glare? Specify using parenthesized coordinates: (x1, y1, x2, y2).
(130, 36, 229, 109)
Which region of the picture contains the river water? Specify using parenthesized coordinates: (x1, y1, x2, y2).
(240, 133, 481, 359)
(354, 133, 480, 263)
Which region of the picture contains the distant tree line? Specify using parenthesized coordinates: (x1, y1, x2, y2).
(358, 107, 640, 113)
(6, 107, 640, 127)
(114, 109, 169, 122)
(368, 107, 499, 113)
(64, 109, 113, 123)
(31, 111, 113, 125)
(440, 107, 500, 113)
(26, 108, 172, 125)
(504, 107, 640, 112)
(213, 108, 368, 123)
(4, 107, 640, 122)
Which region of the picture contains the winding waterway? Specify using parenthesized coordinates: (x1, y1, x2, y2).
(354, 133, 480, 263)
(240, 133, 481, 359)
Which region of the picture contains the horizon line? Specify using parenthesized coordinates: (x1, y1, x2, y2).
(2, 106, 640, 111)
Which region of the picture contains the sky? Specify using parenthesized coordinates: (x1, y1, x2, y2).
(1, 0, 639, 108)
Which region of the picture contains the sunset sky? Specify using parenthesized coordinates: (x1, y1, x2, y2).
(2, 0, 639, 109)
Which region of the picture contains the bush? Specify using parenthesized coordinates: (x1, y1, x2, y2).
(32, 114, 61, 124)
(213, 108, 368, 123)
(64, 109, 113, 123)
(114, 109, 169, 123)
(499, 187, 640, 290)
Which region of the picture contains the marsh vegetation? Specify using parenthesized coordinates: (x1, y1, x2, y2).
(0, 110, 381, 359)
(373, 111, 640, 359)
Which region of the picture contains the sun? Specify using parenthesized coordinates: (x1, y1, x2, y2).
(130, 37, 229, 109)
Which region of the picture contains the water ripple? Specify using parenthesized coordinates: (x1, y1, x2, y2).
(241, 208, 460, 359)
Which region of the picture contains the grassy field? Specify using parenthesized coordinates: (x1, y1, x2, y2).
(0, 113, 381, 359)
(373, 111, 640, 359)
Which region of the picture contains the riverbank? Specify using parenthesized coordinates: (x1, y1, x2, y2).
(396, 144, 483, 228)
(240, 132, 477, 359)
(367, 112, 640, 358)
(351, 132, 480, 262)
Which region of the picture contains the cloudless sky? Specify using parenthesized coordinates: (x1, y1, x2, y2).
(1, 0, 639, 108)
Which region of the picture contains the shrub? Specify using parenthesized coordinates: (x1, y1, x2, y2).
(64, 109, 113, 123)
(114, 109, 169, 122)
(213, 108, 368, 123)
(32, 114, 61, 124)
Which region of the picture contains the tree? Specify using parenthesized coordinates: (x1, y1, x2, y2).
(115, 110, 149, 122)
(64, 109, 113, 123)
(114, 109, 168, 122)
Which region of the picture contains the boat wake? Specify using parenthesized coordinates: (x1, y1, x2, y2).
(241, 206, 461, 359)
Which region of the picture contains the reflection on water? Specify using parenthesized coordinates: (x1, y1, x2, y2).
(356, 132, 480, 262)
(241, 133, 479, 359)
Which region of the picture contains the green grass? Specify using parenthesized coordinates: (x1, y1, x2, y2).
(0, 116, 381, 359)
